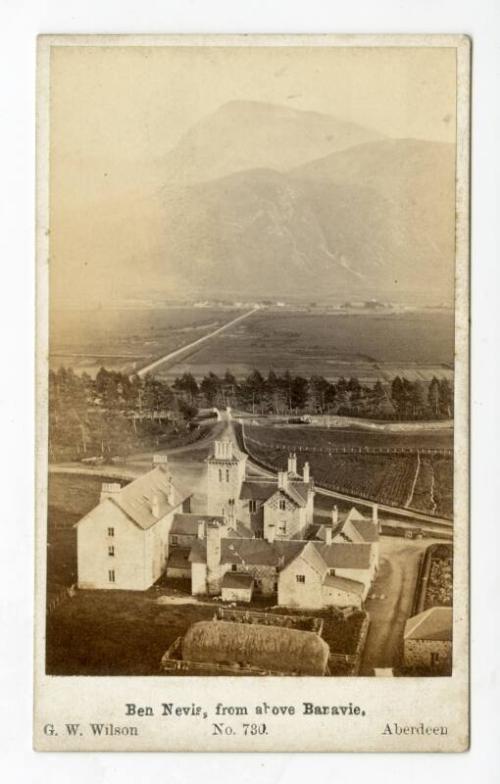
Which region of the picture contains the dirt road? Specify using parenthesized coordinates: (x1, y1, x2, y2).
(360, 537, 432, 674)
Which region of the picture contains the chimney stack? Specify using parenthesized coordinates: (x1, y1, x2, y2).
(197, 520, 205, 540)
(152, 454, 169, 470)
(372, 503, 379, 528)
(206, 521, 222, 595)
(332, 505, 339, 525)
(288, 453, 297, 475)
(277, 470, 288, 490)
(325, 526, 333, 546)
(303, 461, 310, 483)
(100, 482, 121, 503)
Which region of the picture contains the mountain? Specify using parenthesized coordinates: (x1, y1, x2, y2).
(162, 100, 384, 184)
(157, 138, 456, 302)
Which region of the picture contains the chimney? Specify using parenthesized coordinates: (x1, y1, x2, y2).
(332, 505, 339, 525)
(303, 461, 310, 483)
(277, 471, 288, 490)
(206, 521, 222, 595)
(325, 526, 333, 546)
(151, 493, 161, 518)
(152, 454, 169, 470)
(372, 503, 379, 528)
(197, 520, 205, 540)
(288, 453, 297, 475)
(100, 482, 121, 503)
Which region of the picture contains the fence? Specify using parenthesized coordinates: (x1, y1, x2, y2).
(244, 434, 452, 458)
(47, 584, 76, 615)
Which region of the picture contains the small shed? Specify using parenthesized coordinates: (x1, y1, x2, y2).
(221, 572, 254, 603)
(166, 548, 191, 579)
(403, 607, 452, 670)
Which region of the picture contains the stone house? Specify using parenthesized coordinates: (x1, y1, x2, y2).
(76, 456, 191, 590)
(403, 607, 453, 670)
(239, 454, 315, 540)
(278, 540, 376, 609)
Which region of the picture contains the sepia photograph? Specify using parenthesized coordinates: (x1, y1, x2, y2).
(34, 34, 470, 751)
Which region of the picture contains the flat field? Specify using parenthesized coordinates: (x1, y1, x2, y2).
(160, 308, 454, 382)
(50, 305, 454, 382)
(49, 306, 245, 375)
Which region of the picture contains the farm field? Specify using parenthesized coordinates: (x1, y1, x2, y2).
(243, 425, 453, 517)
(159, 308, 454, 383)
(50, 305, 455, 382)
(244, 423, 453, 452)
(50, 306, 245, 376)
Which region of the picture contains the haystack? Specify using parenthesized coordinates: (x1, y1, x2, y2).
(181, 620, 330, 675)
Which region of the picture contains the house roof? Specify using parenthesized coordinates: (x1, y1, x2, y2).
(221, 572, 254, 590)
(77, 465, 190, 531)
(322, 575, 365, 596)
(265, 485, 307, 509)
(171, 513, 225, 536)
(351, 519, 379, 543)
(404, 607, 453, 642)
(167, 547, 191, 569)
(189, 537, 304, 568)
(299, 541, 330, 577)
(239, 481, 276, 502)
(315, 542, 373, 570)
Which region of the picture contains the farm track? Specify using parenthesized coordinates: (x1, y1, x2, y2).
(404, 452, 421, 508)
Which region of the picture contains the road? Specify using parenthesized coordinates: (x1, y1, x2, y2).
(360, 537, 430, 674)
(135, 307, 258, 377)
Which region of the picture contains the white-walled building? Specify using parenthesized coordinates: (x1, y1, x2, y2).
(76, 456, 191, 590)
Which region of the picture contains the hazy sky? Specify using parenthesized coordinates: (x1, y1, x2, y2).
(49, 44, 457, 306)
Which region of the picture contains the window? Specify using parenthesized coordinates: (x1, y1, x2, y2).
(279, 525, 286, 534)
(329, 568, 335, 577)
(218, 469, 222, 482)
(279, 500, 286, 511)
(249, 500, 257, 513)
(108, 570, 115, 583)
(108, 545, 115, 557)
(107, 527, 114, 537)
(226, 469, 230, 482)
(231, 564, 237, 572)
(296, 574, 305, 584)
(171, 535, 178, 545)
(228, 498, 235, 506)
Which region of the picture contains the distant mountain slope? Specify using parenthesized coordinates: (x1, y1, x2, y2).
(163, 100, 384, 184)
(157, 138, 456, 301)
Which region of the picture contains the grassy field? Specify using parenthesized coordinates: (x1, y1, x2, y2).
(50, 306, 245, 375)
(50, 305, 454, 382)
(243, 425, 453, 517)
(160, 309, 454, 382)
(244, 424, 453, 452)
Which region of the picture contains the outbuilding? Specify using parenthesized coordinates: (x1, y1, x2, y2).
(221, 572, 254, 603)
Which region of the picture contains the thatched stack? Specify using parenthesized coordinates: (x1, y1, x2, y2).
(181, 620, 330, 675)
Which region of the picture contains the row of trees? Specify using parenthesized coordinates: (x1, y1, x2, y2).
(172, 369, 453, 420)
(48, 365, 454, 461)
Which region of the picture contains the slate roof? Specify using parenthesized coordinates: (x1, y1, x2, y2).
(404, 607, 453, 642)
(189, 537, 372, 573)
(171, 513, 225, 536)
(322, 575, 365, 596)
(351, 519, 379, 543)
(221, 572, 254, 590)
(189, 538, 304, 568)
(239, 481, 276, 502)
(166, 547, 191, 570)
(77, 465, 190, 531)
(315, 542, 372, 570)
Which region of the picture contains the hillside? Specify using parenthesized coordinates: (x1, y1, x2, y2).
(157, 137, 456, 301)
(163, 100, 384, 184)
